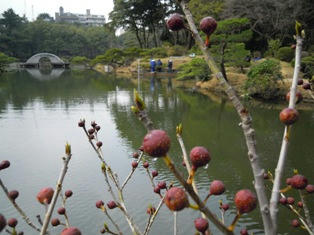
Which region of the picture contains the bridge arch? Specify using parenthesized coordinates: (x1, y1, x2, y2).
(26, 53, 65, 65)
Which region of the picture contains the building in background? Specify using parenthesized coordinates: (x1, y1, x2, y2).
(55, 7, 106, 26)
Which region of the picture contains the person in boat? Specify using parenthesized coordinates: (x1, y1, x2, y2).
(167, 59, 173, 73)
(156, 59, 162, 72)
(150, 59, 156, 73)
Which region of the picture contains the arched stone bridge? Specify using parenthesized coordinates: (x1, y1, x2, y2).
(23, 53, 69, 68)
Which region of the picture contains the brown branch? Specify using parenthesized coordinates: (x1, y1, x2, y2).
(299, 191, 314, 233)
(143, 197, 164, 235)
(121, 152, 144, 190)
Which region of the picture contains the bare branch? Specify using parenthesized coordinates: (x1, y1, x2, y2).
(0, 179, 42, 233)
(122, 152, 144, 190)
(40, 150, 72, 235)
(144, 197, 164, 235)
(178, 1, 274, 234)
(299, 191, 314, 233)
(269, 36, 303, 231)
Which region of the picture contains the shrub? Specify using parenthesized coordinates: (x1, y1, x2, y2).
(244, 59, 283, 99)
(123, 47, 143, 64)
(90, 48, 125, 66)
(176, 58, 211, 81)
(225, 43, 250, 72)
(265, 39, 281, 57)
(291, 56, 314, 80)
(167, 45, 187, 56)
(70, 56, 90, 65)
(276, 47, 294, 62)
(140, 47, 168, 58)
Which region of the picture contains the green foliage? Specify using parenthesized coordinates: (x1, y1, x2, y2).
(176, 58, 211, 81)
(225, 43, 250, 71)
(276, 47, 294, 62)
(265, 39, 281, 57)
(140, 47, 168, 58)
(70, 56, 90, 64)
(0, 8, 117, 60)
(189, 0, 224, 23)
(0, 52, 17, 74)
(291, 56, 314, 80)
(167, 45, 187, 56)
(188, 45, 202, 56)
(91, 48, 125, 66)
(244, 59, 283, 99)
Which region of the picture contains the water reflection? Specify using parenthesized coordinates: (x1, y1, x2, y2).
(26, 68, 65, 80)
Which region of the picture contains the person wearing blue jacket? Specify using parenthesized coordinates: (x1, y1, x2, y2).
(150, 59, 156, 72)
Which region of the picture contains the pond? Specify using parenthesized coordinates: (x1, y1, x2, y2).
(0, 70, 313, 234)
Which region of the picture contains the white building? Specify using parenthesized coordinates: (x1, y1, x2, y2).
(55, 7, 106, 26)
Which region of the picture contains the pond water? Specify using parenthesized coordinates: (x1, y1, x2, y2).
(0, 70, 313, 235)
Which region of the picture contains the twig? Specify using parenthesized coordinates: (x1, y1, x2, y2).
(144, 197, 164, 235)
(269, 35, 303, 232)
(299, 191, 314, 233)
(0, 178, 42, 233)
(40, 150, 72, 235)
(121, 152, 144, 190)
(36, 215, 43, 226)
(178, 1, 274, 234)
(145, 168, 156, 189)
(163, 155, 233, 235)
(103, 209, 123, 235)
(82, 124, 142, 235)
(174, 212, 177, 235)
(59, 194, 70, 227)
(177, 129, 212, 234)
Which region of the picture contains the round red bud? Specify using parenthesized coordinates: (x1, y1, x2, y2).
(158, 181, 167, 190)
(78, 120, 85, 127)
(167, 14, 185, 31)
(107, 201, 117, 209)
(200, 17, 217, 36)
(0, 160, 10, 170)
(152, 170, 158, 178)
(287, 197, 295, 205)
(51, 218, 60, 227)
(143, 161, 149, 168)
(7, 218, 18, 228)
(65, 190, 73, 198)
(194, 218, 209, 233)
(154, 186, 161, 194)
(164, 187, 189, 211)
(190, 146, 211, 169)
(279, 197, 287, 205)
(305, 184, 314, 193)
(234, 189, 257, 214)
(220, 203, 229, 211)
(290, 174, 308, 189)
(240, 229, 249, 235)
(91, 121, 97, 128)
(279, 108, 299, 125)
(88, 128, 95, 135)
(8, 190, 19, 201)
(57, 207, 66, 215)
(291, 219, 300, 227)
(95, 125, 101, 131)
(96, 200, 104, 209)
(302, 83, 311, 90)
(61, 227, 82, 235)
(36, 187, 54, 205)
(297, 201, 303, 208)
(96, 141, 103, 148)
(0, 214, 6, 232)
(132, 152, 139, 159)
(143, 130, 171, 158)
(132, 161, 138, 169)
(297, 79, 303, 85)
(209, 180, 225, 196)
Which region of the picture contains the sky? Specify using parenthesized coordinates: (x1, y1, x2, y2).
(0, 0, 114, 21)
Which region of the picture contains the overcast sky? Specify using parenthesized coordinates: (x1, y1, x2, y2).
(0, 0, 114, 21)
